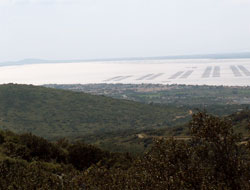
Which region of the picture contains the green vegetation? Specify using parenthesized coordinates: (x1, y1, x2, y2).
(0, 112, 249, 189)
(45, 83, 250, 106)
(40, 83, 250, 153)
(0, 130, 133, 189)
(0, 84, 191, 140)
(0, 84, 249, 154)
(0, 84, 249, 188)
(84, 112, 250, 189)
(89, 109, 250, 154)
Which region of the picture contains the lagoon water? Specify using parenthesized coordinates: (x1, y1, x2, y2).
(0, 59, 250, 86)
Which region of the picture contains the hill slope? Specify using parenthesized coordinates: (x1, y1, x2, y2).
(0, 84, 190, 139)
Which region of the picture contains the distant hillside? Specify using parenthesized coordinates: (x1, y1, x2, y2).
(1, 52, 250, 66)
(0, 84, 190, 139)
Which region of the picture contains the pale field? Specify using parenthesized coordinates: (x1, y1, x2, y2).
(0, 59, 250, 86)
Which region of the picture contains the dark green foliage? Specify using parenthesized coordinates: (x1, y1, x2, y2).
(1, 84, 249, 154)
(0, 83, 249, 188)
(68, 142, 107, 170)
(230, 109, 250, 125)
(82, 112, 250, 189)
(0, 130, 132, 188)
(0, 132, 5, 144)
(0, 84, 190, 139)
(188, 112, 249, 189)
(2, 132, 67, 162)
(0, 159, 82, 190)
(0, 112, 249, 189)
(0, 133, 93, 188)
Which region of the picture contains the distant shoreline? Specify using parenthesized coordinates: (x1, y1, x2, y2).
(0, 59, 249, 86)
(1, 52, 250, 67)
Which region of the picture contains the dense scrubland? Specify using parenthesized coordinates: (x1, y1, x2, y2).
(44, 83, 250, 153)
(0, 84, 249, 189)
(0, 84, 191, 153)
(0, 84, 249, 153)
(0, 112, 249, 189)
(0, 84, 190, 138)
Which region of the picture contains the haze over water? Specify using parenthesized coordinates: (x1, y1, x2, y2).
(0, 59, 250, 86)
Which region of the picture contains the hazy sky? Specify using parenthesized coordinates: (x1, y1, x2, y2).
(0, 0, 250, 62)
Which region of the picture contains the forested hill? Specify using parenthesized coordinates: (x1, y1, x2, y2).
(0, 84, 189, 139)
